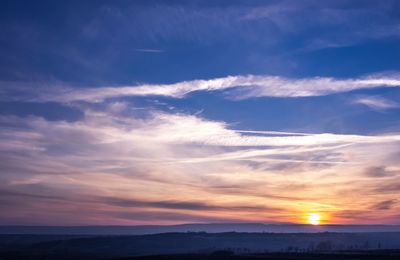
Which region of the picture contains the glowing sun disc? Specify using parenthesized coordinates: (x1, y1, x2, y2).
(308, 213, 320, 225)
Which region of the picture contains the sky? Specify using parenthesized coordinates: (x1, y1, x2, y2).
(1, 0, 400, 225)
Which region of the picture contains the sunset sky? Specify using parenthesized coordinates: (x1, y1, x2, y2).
(1, 0, 400, 225)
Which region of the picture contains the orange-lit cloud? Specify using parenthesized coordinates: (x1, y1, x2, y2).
(0, 106, 399, 225)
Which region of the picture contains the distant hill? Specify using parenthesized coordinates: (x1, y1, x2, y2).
(1, 223, 400, 235)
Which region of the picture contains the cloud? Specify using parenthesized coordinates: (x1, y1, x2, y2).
(3, 73, 399, 103)
(354, 96, 399, 110)
(363, 166, 394, 178)
(1, 107, 400, 224)
(133, 48, 164, 53)
(100, 197, 279, 212)
(112, 210, 245, 224)
(0, 188, 66, 201)
(374, 181, 400, 193)
(0, 184, 277, 213)
(372, 200, 397, 210)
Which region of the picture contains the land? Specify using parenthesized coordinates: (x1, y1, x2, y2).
(0, 231, 400, 259)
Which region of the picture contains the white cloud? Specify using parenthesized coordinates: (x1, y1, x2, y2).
(0, 110, 399, 182)
(354, 96, 399, 110)
(27, 74, 400, 103)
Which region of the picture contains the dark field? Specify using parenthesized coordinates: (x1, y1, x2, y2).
(1, 232, 400, 259)
(116, 251, 400, 260)
(2, 250, 400, 260)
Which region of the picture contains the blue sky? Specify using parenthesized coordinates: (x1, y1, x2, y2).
(1, 0, 400, 133)
(0, 0, 400, 225)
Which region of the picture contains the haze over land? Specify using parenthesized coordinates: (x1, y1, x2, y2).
(2, 224, 400, 235)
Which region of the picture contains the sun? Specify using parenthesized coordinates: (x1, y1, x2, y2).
(308, 213, 321, 225)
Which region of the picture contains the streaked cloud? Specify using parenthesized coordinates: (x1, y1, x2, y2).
(0, 107, 399, 224)
(372, 200, 397, 210)
(133, 48, 164, 53)
(353, 96, 399, 110)
(4, 73, 398, 103)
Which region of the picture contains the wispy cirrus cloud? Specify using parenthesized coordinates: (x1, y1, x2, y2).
(3, 73, 400, 103)
(353, 96, 399, 110)
(133, 48, 164, 53)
